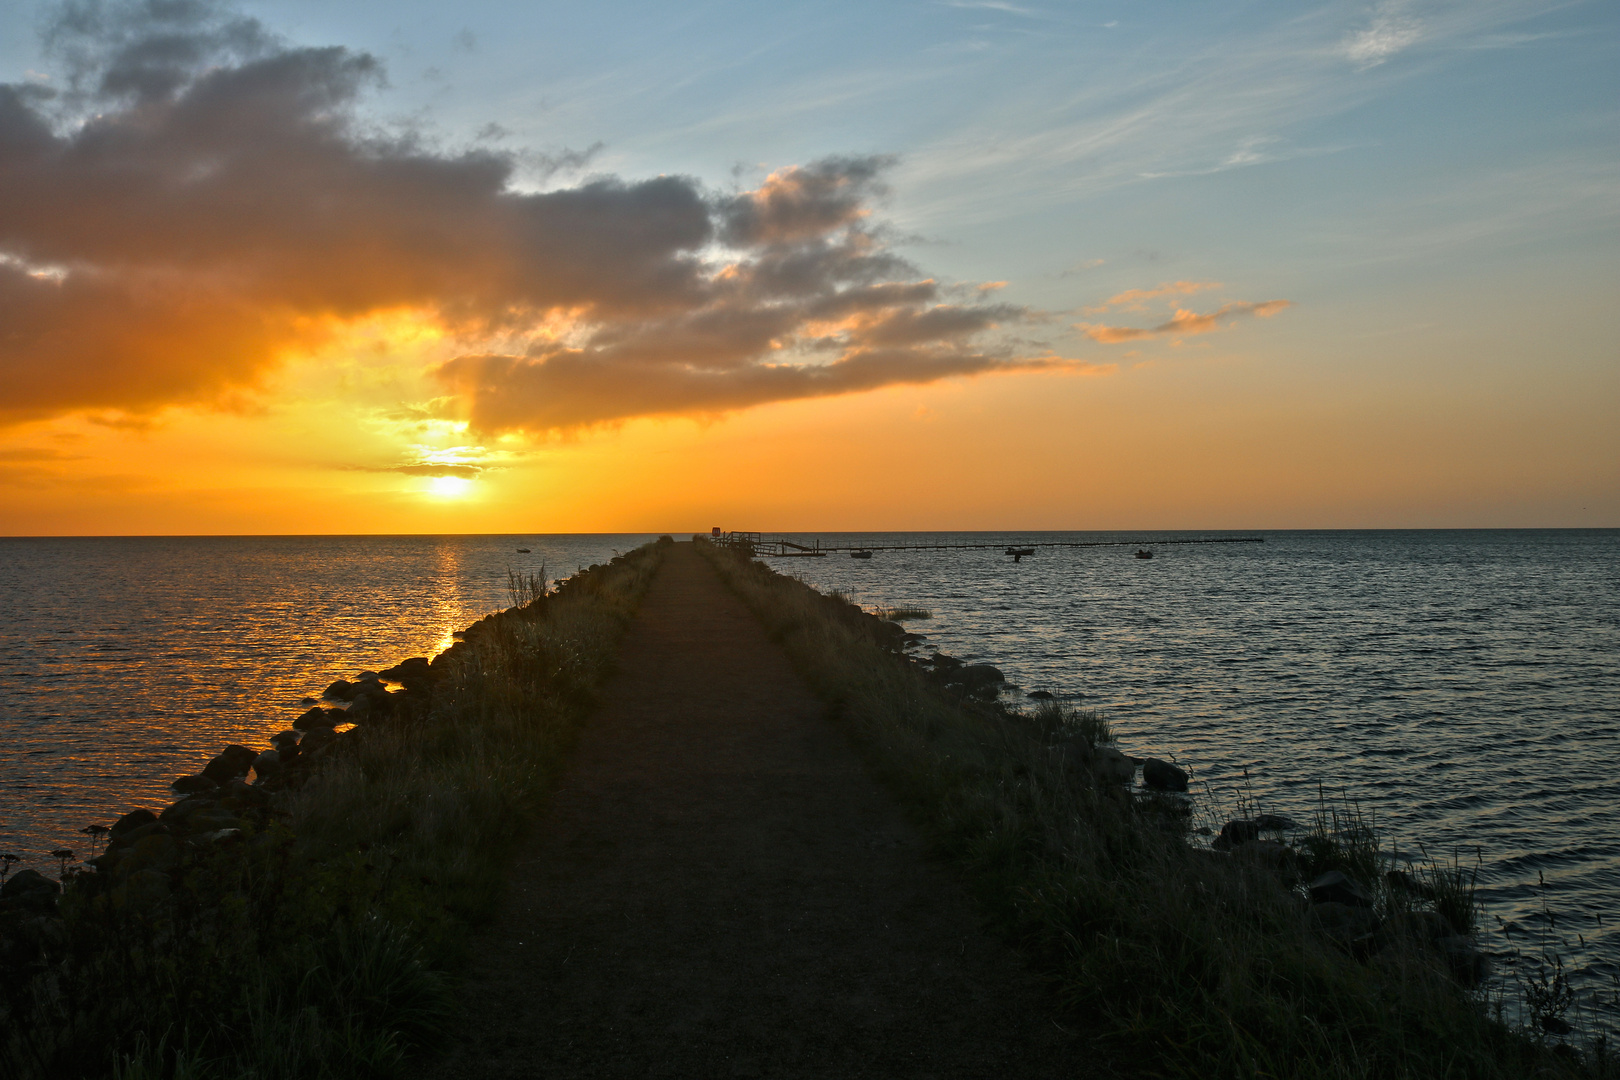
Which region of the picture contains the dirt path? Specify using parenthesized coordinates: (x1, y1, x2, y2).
(429, 543, 1081, 1079)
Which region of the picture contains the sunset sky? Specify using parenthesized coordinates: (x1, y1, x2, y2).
(1, 0, 1615, 533)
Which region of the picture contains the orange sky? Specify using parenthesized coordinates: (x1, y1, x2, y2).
(1, 0, 1615, 534)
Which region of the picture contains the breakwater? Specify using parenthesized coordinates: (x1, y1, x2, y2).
(0, 533, 660, 871)
(1, 545, 665, 1078)
(759, 528, 1620, 1032)
(698, 539, 1600, 1077)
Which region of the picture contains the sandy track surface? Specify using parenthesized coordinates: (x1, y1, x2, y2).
(429, 543, 1079, 1079)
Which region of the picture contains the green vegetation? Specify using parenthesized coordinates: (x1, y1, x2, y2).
(2, 545, 664, 1080)
(697, 539, 1592, 1079)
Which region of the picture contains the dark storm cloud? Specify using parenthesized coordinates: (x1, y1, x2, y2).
(0, 1, 1077, 431)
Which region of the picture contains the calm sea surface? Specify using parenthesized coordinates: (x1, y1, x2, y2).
(2, 530, 1616, 1025)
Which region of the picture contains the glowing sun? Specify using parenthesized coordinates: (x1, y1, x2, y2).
(427, 475, 473, 498)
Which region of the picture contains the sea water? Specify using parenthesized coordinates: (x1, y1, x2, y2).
(0, 534, 651, 864)
(1, 530, 1615, 1027)
(769, 529, 1620, 1028)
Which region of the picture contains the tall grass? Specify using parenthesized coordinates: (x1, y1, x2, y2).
(3, 544, 663, 1080)
(697, 540, 1586, 1080)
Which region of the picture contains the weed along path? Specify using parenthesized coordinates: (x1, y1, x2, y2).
(430, 543, 1077, 1079)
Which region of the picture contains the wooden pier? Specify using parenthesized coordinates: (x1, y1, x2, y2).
(711, 532, 1265, 558)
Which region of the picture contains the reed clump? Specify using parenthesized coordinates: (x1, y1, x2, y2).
(1, 544, 664, 1080)
(875, 606, 933, 622)
(697, 539, 1588, 1080)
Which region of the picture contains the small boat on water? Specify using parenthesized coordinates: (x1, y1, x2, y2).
(1135, 549, 1153, 559)
(516, 548, 531, 553)
(1006, 546, 1036, 562)
(851, 549, 873, 559)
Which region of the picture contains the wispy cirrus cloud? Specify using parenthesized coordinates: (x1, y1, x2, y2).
(0, 1, 1085, 436)
(1343, 2, 1424, 70)
(1078, 300, 1291, 343)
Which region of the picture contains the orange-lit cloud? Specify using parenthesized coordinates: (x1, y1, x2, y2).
(1088, 280, 1221, 313)
(0, 3, 1066, 435)
(1078, 300, 1292, 343)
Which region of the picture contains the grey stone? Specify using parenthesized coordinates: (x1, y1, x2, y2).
(298, 725, 338, 756)
(957, 664, 1005, 690)
(201, 745, 258, 783)
(225, 779, 271, 806)
(1309, 870, 1373, 908)
(322, 679, 355, 701)
(1213, 819, 1262, 850)
(119, 833, 180, 877)
(1141, 758, 1189, 792)
(252, 749, 281, 780)
(170, 774, 219, 795)
(0, 868, 58, 902)
(1092, 746, 1136, 785)
(109, 808, 157, 838)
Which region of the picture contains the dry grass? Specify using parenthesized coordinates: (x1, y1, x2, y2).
(699, 540, 1587, 1080)
(5, 544, 664, 1080)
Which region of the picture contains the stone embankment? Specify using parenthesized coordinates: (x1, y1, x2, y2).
(0, 562, 607, 977)
(809, 583, 1488, 990)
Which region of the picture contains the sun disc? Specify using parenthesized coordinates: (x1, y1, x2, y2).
(427, 475, 473, 498)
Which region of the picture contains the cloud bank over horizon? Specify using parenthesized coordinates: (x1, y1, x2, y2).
(0, 0, 1089, 435)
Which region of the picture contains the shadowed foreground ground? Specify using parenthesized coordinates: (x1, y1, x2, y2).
(429, 543, 1080, 1079)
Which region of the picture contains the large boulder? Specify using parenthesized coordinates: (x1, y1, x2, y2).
(956, 664, 1005, 690)
(322, 679, 355, 701)
(179, 809, 242, 835)
(109, 808, 157, 839)
(1212, 819, 1261, 850)
(298, 726, 338, 757)
(170, 774, 218, 795)
(1093, 746, 1137, 785)
(252, 749, 281, 781)
(379, 657, 433, 688)
(1, 868, 59, 905)
(119, 833, 180, 877)
(1308, 870, 1373, 908)
(201, 745, 258, 783)
(159, 796, 219, 825)
(293, 707, 338, 731)
(224, 779, 271, 807)
(119, 821, 166, 844)
(1141, 758, 1189, 792)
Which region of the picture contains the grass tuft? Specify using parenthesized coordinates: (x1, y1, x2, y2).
(875, 606, 933, 622)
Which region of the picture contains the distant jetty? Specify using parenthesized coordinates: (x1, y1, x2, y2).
(711, 531, 1264, 558)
